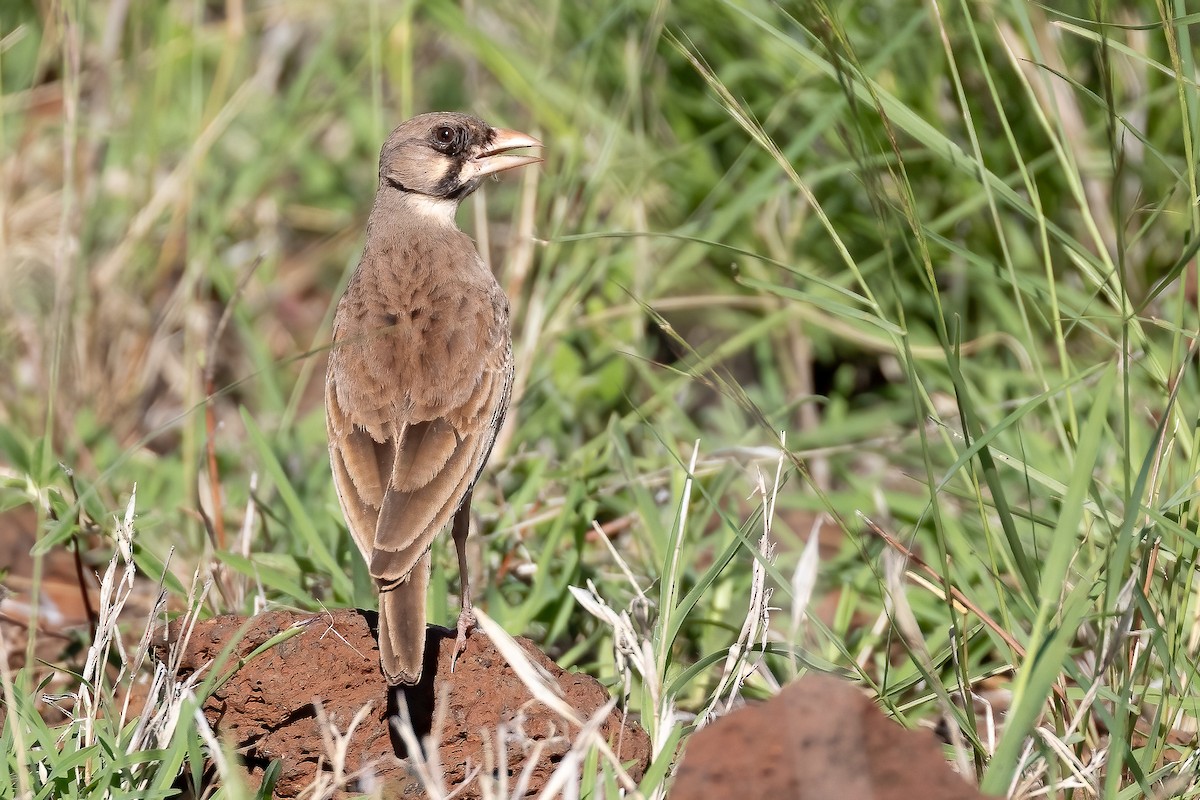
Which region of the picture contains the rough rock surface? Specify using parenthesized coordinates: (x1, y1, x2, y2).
(671, 672, 993, 800)
(155, 609, 650, 798)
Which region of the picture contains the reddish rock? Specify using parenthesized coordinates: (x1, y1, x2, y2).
(154, 609, 649, 798)
(671, 673, 993, 800)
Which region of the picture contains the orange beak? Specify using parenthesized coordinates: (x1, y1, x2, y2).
(470, 127, 543, 178)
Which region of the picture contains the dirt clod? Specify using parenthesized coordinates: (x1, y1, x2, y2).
(154, 609, 649, 798)
(671, 673, 993, 800)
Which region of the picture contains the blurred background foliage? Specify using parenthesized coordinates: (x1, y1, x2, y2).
(4, 0, 1200, 794)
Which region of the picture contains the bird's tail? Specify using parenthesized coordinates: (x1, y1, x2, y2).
(377, 549, 431, 686)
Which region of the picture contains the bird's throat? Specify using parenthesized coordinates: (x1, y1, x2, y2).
(374, 184, 461, 230)
(400, 192, 460, 228)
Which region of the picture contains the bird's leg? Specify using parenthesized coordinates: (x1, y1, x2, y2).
(450, 490, 475, 672)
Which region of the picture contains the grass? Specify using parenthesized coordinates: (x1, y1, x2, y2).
(3, 0, 1200, 797)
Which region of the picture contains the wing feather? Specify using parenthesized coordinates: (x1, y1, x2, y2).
(390, 418, 459, 492)
(326, 377, 389, 555)
(369, 365, 507, 585)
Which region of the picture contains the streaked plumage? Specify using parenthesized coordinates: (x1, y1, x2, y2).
(325, 112, 541, 685)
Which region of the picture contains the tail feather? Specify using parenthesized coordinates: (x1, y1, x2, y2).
(377, 549, 431, 685)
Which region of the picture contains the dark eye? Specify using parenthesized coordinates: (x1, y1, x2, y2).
(431, 125, 465, 155)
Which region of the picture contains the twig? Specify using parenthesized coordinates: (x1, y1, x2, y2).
(60, 467, 99, 638)
(860, 514, 1026, 659)
(201, 255, 263, 551)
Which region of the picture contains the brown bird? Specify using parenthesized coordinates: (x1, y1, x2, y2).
(325, 112, 541, 685)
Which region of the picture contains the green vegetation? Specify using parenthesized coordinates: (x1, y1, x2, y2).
(3, 0, 1199, 797)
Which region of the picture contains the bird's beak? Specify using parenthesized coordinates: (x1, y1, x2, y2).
(470, 128, 543, 178)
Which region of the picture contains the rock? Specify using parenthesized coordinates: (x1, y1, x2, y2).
(671, 673, 993, 800)
(154, 609, 650, 798)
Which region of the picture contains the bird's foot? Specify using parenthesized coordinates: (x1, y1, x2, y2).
(450, 606, 476, 673)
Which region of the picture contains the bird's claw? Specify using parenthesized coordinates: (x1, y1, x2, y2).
(450, 606, 477, 673)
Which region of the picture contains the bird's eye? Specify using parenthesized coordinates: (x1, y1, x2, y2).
(431, 125, 465, 155)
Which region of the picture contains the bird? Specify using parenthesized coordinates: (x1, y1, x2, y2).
(325, 112, 541, 686)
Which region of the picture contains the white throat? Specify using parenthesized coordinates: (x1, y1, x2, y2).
(403, 194, 459, 228)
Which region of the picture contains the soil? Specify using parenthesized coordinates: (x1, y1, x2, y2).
(0, 503, 93, 670)
(671, 672, 994, 800)
(154, 608, 650, 798)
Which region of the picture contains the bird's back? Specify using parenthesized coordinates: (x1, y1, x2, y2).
(327, 226, 512, 586)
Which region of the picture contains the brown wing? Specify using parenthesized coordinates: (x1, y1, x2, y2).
(325, 256, 512, 589)
(325, 377, 388, 563)
(366, 366, 507, 585)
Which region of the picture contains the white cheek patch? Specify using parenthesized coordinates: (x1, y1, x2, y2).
(423, 157, 453, 184)
(457, 160, 482, 184)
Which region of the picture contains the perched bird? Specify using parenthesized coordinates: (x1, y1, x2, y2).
(325, 112, 541, 685)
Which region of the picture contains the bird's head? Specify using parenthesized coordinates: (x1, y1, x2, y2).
(377, 112, 542, 211)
